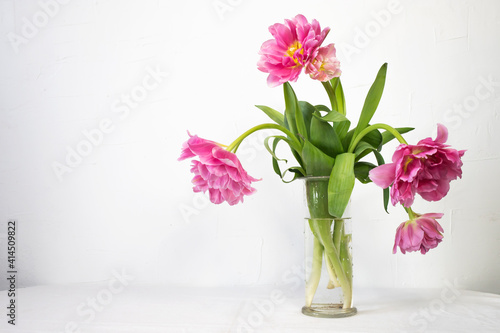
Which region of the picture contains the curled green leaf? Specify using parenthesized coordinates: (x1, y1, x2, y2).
(328, 153, 355, 218)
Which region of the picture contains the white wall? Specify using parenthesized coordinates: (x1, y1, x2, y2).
(1, 0, 499, 293)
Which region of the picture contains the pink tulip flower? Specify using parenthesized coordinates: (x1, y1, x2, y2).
(178, 133, 259, 206)
(393, 213, 444, 254)
(369, 124, 465, 207)
(257, 14, 330, 87)
(305, 44, 341, 81)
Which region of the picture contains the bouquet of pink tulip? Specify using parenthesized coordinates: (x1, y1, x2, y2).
(179, 14, 465, 313)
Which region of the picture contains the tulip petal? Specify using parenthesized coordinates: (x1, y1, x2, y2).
(369, 163, 396, 188)
(435, 123, 448, 144)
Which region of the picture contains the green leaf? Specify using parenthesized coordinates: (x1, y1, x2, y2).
(331, 77, 346, 115)
(291, 149, 305, 170)
(328, 153, 355, 217)
(342, 129, 355, 151)
(298, 101, 316, 140)
(352, 63, 388, 141)
(361, 128, 383, 151)
(302, 140, 335, 176)
(373, 150, 389, 213)
(354, 128, 383, 161)
(264, 136, 305, 182)
(283, 82, 298, 135)
(319, 110, 349, 123)
(310, 112, 344, 157)
(284, 83, 310, 142)
(334, 120, 351, 144)
(314, 104, 331, 113)
(381, 127, 414, 146)
(354, 141, 375, 160)
(255, 105, 285, 127)
(295, 102, 308, 141)
(264, 136, 286, 178)
(282, 166, 305, 183)
(354, 161, 377, 184)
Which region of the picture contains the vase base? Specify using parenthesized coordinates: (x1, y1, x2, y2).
(301, 304, 357, 318)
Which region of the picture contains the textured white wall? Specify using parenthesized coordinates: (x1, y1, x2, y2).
(0, 0, 499, 294)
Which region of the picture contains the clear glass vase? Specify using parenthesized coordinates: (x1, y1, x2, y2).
(302, 176, 357, 318)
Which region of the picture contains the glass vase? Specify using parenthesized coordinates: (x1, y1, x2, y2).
(302, 176, 357, 318)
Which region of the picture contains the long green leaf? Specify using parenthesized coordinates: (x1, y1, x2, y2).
(352, 63, 388, 141)
(331, 77, 346, 115)
(328, 153, 355, 217)
(342, 129, 355, 152)
(295, 104, 308, 141)
(334, 120, 351, 144)
(354, 128, 383, 161)
(283, 82, 298, 135)
(255, 105, 285, 127)
(361, 128, 383, 151)
(310, 112, 344, 157)
(319, 110, 349, 123)
(354, 141, 375, 159)
(264, 136, 285, 177)
(354, 161, 377, 184)
(298, 101, 316, 139)
(302, 140, 335, 176)
(282, 166, 305, 183)
(314, 104, 331, 113)
(265, 136, 305, 182)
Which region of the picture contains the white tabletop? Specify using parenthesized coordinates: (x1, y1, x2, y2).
(1, 283, 499, 332)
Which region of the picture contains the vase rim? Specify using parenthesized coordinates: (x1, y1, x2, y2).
(301, 175, 330, 180)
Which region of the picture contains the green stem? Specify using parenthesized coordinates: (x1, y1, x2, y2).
(305, 236, 324, 307)
(313, 220, 353, 309)
(347, 123, 409, 153)
(321, 81, 336, 113)
(333, 219, 343, 253)
(404, 206, 417, 219)
(325, 258, 341, 289)
(226, 123, 301, 153)
(340, 232, 353, 290)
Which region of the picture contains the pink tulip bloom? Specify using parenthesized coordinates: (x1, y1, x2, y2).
(393, 213, 444, 254)
(369, 124, 465, 207)
(305, 44, 341, 81)
(257, 14, 330, 87)
(178, 133, 259, 206)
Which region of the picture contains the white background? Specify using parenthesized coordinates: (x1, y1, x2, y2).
(0, 0, 499, 294)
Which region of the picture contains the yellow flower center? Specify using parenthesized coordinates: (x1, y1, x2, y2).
(285, 41, 303, 66)
(403, 156, 413, 172)
(403, 148, 426, 172)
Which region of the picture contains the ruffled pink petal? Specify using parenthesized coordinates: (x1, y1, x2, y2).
(369, 163, 396, 188)
(420, 212, 444, 220)
(393, 222, 404, 254)
(435, 124, 448, 144)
